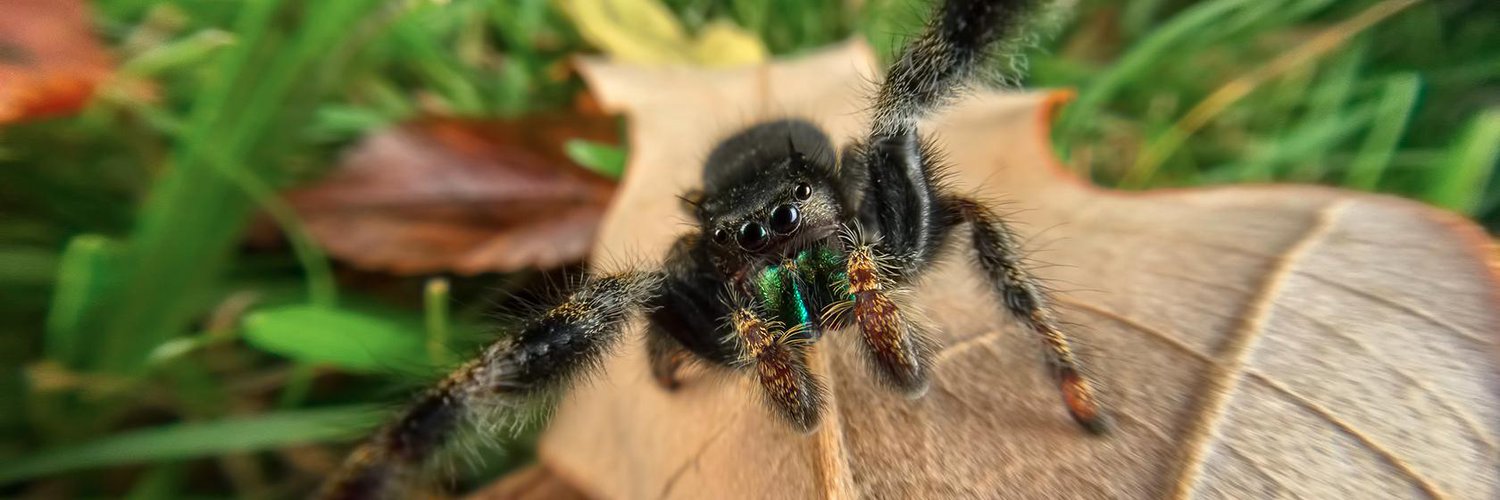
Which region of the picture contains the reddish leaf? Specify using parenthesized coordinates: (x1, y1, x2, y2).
(287, 114, 619, 275)
(0, 0, 114, 124)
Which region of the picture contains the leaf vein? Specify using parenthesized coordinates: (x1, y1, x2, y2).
(1169, 200, 1351, 499)
(1061, 297, 1455, 499)
(1296, 270, 1493, 346)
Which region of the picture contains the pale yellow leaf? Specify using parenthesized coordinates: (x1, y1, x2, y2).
(691, 20, 770, 67)
(559, 0, 766, 66)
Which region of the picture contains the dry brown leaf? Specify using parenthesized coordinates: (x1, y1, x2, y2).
(287, 115, 618, 275)
(0, 0, 113, 124)
(469, 464, 590, 500)
(501, 41, 1499, 498)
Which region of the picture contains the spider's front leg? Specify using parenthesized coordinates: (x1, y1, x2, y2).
(318, 271, 662, 500)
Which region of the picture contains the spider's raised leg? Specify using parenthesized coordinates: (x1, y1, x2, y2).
(850, 0, 1053, 272)
(844, 0, 1106, 432)
(838, 0, 1048, 397)
(947, 197, 1107, 434)
(319, 271, 662, 500)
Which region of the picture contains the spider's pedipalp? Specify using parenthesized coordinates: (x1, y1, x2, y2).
(727, 303, 826, 432)
(843, 241, 935, 397)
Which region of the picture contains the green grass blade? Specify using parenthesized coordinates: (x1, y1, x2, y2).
(1293, 37, 1367, 179)
(1054, 0, 1257, 151)
(1345, 73, 1422, 190)
(45, 236, 124, 368)
(96, 0, 388, 373)
(120, 30, 236, 77)
(1425, 110, 1500, 213)
(0, 406, 381, 484)
(242, 305, 429, 374)
(1226, 104, 1376, 183)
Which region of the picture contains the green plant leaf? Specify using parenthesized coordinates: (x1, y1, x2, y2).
(564, 139, 628, 179)
(120, 29, 236, 77)
(242, 305, 428, 373)
(0, 406, 381, 484)
(45, 235, 125, 369)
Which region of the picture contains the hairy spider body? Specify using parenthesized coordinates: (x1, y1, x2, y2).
(320, 0, 1105, 497)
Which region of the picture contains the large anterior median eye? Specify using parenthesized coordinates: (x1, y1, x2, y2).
(769, 204, 800, 234)
(737, 222, 769, 250)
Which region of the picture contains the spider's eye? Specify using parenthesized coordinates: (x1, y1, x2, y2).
(793, 183, 813, 201)
(737, 222, 769, 250)
(769, 204, 800, 234)
(712, 227, 733, 245)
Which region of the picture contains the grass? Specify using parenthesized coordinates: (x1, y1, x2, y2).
(0, 0, 1495, 497)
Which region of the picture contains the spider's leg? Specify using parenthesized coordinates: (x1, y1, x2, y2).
(838, 235, 935, 396)
(644, 234, 740, 389)
(319, 271, 663, 500)
(947, 197, 1107, 434)
(645, 329, 695, 390)
(852, 0, 1047, 270)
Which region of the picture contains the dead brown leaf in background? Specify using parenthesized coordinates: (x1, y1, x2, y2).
(286, 113, 618, 275)
(482, 42, 1500, 499)
(0, 0, 113, 124)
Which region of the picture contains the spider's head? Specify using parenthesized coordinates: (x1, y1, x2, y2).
(690, 120, 847, 266)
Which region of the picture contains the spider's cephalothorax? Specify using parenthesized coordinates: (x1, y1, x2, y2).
(320, 0, 1105, 497)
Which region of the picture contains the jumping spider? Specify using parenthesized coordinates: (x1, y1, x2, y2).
(322, 0, 1106, 497)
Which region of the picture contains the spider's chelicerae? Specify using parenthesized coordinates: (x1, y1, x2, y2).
(322, 0, 1106, 497)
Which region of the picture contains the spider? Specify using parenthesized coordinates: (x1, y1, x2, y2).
(321, 0, 1105, 497)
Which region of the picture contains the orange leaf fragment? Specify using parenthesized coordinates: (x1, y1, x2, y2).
(0, 0, 114, 124)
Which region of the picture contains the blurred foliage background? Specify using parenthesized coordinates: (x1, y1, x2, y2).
(0, 0, 1495, 497)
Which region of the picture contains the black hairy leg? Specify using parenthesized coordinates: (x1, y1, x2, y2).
(644, 234, 741, 389)
(646, 329, 694, 390)
(845, 0, 1106, 434)
(318, 271, 662, 500)
(947, 197, 1108, 434)
(853, 0, 1048, 270)
(872, 0, 1044, 138)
